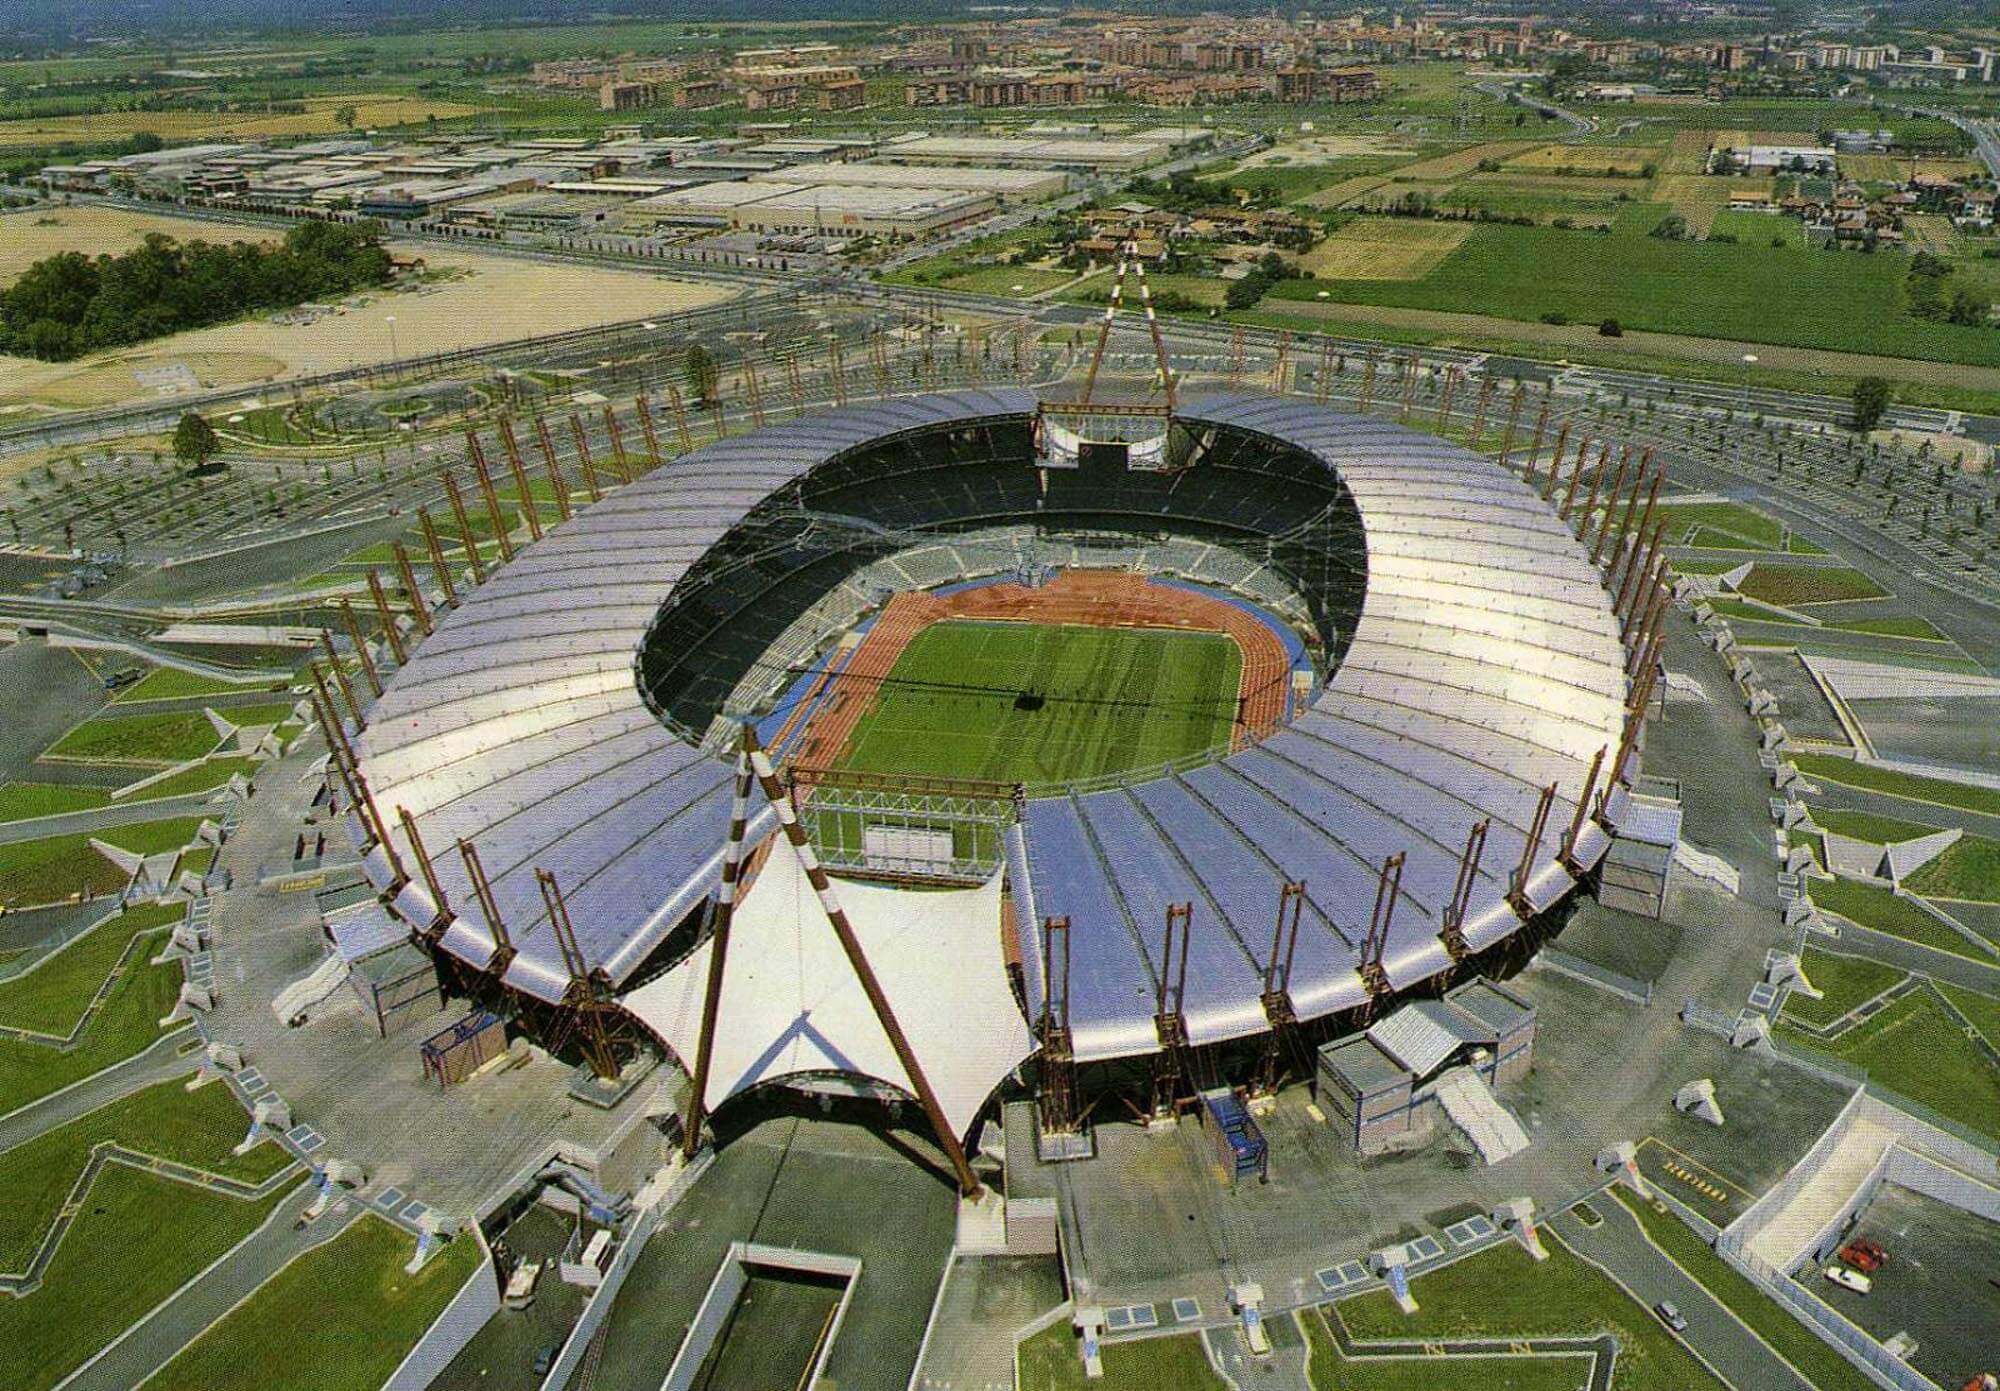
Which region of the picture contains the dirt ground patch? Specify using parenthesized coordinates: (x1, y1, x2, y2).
(1228, 134, 1420, 170)
(1297, 220, 1472, 279)
(0, 94, 486, 148)
(1902, 215, 1966, 256)
(0, 236, 738, 412)
(0, 206, 282, 285)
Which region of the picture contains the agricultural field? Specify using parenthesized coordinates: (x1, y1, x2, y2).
(833, 621, 1242, 788)
(1263, 217, 2000, 369)
(1297, 221, 1472, 280)
(0, 94, 488, 148)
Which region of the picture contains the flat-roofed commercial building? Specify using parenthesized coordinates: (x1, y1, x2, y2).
(882, 134, 1161, 173)
(624, 179, 995, 237)
(747, 160, 1066, 203)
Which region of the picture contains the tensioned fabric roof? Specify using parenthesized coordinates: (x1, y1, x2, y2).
(351, 390, 1626, 1069)
(620, 841, 1030, 1137)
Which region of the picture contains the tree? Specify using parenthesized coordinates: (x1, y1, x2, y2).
(335, 105, 358, 132)
(172, 412, 220, 473)
(1850, 377, 1890, 434)
(1648, 214, 1689, 241)
(126, 130, 164, 154)
(1598, 318, 1623, 337)
(684, 344, 719, 405)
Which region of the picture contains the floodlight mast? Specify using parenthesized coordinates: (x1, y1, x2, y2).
(1078, 239, 1177, 411)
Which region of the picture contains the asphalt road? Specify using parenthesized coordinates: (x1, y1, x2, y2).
(0, 1028, 198, 1151)
(1552, 1200, 1818, 1391)
(0, 641, 110, 784)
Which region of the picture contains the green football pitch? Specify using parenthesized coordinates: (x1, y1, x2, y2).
(834, 620, 1243, 788)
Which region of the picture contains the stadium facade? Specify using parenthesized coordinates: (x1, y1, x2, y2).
(338, 389, 1644, 1173)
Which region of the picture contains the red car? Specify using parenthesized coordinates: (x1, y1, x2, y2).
(1838, 1239, 1886, 1273)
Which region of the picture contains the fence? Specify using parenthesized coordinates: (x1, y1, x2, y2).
(1534, 948, 1653, 1005)
(1716, 1242, 1940, 1391)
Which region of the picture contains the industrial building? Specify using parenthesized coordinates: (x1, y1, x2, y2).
(623, 180, 998, 236)
(881, 133, 1168, 173)
(746, 160, 1067, 203)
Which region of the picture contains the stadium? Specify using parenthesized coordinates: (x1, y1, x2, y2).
(339, 387, 1643, 1191)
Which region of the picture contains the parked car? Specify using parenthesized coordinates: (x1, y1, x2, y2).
(1654, 1300, 1689, 1332)
(1824, 1265, 1872, 1294)
(532, 1344, 559, 1378)
(1838, 1238, 1887, 1273)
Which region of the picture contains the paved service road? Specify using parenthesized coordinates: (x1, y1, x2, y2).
(0, 1028, 199, 1156)
(59, 1177, 341, 1391)
(1553, 1201, 1815, 1391)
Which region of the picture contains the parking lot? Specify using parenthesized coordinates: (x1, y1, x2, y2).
(1808, 1181, 2000, 1391)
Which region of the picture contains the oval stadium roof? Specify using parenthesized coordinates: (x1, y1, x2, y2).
(351, 390, 1626, 1067)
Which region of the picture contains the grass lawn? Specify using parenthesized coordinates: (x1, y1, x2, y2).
(1905, 833, 2000, 903)
(1831, 615, 1948, 640)
(1335, 1240, 1720, 1390)
(0, 831, 130, 907)
(1939, 983, 2000, 1050)
(1809, 876, 1998, 960)
(1611, 1191, 1877, 1391)
(135, 755, 259, 799)
(112, 668, 282, 704)
(1783, 991, 2000, 1143)
(0, 784, 112, 823)
(0, 901, 185, 1039)
(1654, 501, 1783, 550)
(98, 815, 206, 858)
(1709, 210, 1806, 248)
(0, 1162, 299, 1391)
(1780, 948, 1904, 1029)
(44, 710, 223, 764)
(147, 1215, 483, 1391)
(1300, 1307, 1589, 1389)
(0, 912, 190, 1115)
(0, 1075, 290, 1272)
(1732, 565, 1888, 607)
(1808, 807, 1943, 845)
(214, 700, 300, 729)
(1017, 1324, 1227, 1391)
(835, 621, 1241, 788)
(940, 266, 1073, 296)
(1262, 218, 2000, 368)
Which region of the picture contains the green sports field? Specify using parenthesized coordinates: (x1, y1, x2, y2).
(834, 621, 1242, 788)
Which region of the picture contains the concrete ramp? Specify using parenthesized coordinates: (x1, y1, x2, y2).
(271, 952, 348, 1024)
(1433, 1067, 1530, 1165)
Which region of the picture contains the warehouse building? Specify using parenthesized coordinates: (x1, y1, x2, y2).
(746, 160, 1067, 203)
(881, 133, 1164, 173)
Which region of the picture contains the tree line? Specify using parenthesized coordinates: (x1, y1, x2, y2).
(0, 220, 395, 362)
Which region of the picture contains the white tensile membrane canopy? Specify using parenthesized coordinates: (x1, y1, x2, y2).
(621, 834, 1034, 1138)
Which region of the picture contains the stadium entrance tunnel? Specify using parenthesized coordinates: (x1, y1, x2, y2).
(635, 410, 1368, 763)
